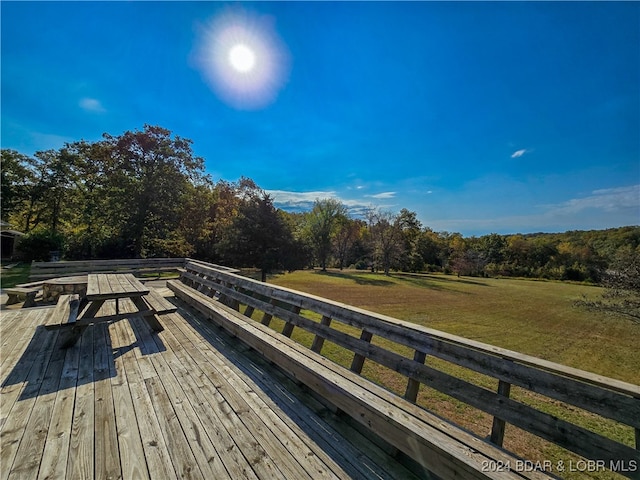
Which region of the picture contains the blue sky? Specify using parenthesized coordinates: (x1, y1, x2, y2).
(2, 1, 639, 236)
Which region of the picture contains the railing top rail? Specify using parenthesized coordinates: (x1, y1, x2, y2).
(32, 257, 186, 267)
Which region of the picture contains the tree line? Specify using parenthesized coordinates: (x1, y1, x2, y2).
(2, 125, 639, 286)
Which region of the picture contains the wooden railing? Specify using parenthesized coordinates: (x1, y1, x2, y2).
(175, 260, 640, 478)
(27, 257, 237, 281)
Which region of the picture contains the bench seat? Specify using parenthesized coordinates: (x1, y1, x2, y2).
(5, 287, 40, 308)
(43, 294, 82, 348)
(144, 289, 177, 314)
(168, 279, 551, 480)
(44, 294, 80, 329)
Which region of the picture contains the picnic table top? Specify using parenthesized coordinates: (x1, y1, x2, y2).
(86, 273, 150, 301)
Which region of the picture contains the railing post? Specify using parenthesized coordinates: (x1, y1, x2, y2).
(243, 301, 255, 318)
(261, 298, 277, 326)
(350, 330, 373, 374)
(311, 316, 332, 353)
(404, 350, 427, 403)
(281, 305, 301, 338)
(490, 379, 512, 447)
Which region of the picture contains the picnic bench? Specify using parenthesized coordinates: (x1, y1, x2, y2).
(167, 261, 640, 480)
(44, 273, 176, 348)
(5, 287, 39, 308)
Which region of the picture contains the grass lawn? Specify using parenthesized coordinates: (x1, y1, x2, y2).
(270, 269, 640, 384)
(0, 262, 30, 288)
(269, 269, 639, 479)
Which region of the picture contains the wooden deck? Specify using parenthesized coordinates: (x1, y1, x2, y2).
(0, 288, 421, 480)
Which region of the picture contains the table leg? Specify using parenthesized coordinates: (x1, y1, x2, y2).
(80, 299, 106, 320)
(131, 296, 164, 332)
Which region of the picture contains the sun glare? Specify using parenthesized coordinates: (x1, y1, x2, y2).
(229, 44, 256, 72)
(194, 10, 290, 110)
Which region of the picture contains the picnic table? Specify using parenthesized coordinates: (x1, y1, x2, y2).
(45, 273, 177, 348)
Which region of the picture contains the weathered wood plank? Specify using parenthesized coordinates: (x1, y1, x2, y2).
(30, 258, 186, 281)
(404, 350, 427, 403)
(37, 336, 81, 480)
(170, 280, 546, 480)
(176, 307, 418, 480)
(110, 318, 175, 480)
(161, 312, 315, 480)
(93, 323, 122, 480)
(148, 314, 286, 480)
(6, 328, 67, 480)
(144, 375, 207, 480)
(144, 290, 177, 314)
(87, 273, 150, 301)
(0, 326, 59, 480)
(66, 326, 95, 480)
(182, 265, 640, 428)
(0, 309, 51, 377)
(185, 262, 640, 400)
(489, 380, 511, 447)
(131, 319, 233, 480)
(310, 316, 332, 354)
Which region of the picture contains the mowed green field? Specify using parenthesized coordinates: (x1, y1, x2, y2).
(270, 269, 640, 384)
(269, 269, 639, 479)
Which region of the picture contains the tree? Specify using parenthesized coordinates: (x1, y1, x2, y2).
(333, 218, 362, 270)
(103, 125, 206, 257)
(221, 188, 294, 282)
(415, 228, 447, 271)
(1, 149, 35, 222)
(575, 246, 640, 323)
(305, 199, 348, 271)
(366, 208, 404, 276)
(452, 249, 487, 277)
(396, 208, 423, 272)
(62, 140, 125, 259)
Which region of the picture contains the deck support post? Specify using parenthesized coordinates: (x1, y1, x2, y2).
(350, 330, 373, 374)
(404, 350, 428, 403)
(311, 316, 332, 354)
(490, 380, 512, 447)
(281, 305, 301, 338)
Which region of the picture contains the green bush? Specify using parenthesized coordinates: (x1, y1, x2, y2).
(16, 229, 65, 262)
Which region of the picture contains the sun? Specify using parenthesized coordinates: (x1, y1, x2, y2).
(229, 43, 256, 72)
(194, 10, 290, 109)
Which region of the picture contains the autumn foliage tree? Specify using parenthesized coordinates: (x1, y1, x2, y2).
(2, 125, 638, 298)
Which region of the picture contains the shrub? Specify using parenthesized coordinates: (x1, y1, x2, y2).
(16, 229, 65, 262)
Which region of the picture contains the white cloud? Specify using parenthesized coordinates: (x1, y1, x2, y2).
(511, 149, 529, 158)
(79, 97, 106, 113)
(427, 184, 640, 235)
(266, 189, 374, 217)
(545, 184, 640, 215)
(366, 192, 396, 199)
(266, 190, 338, 205)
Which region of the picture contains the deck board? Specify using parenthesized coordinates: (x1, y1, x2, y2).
(1, 292, 422, 480)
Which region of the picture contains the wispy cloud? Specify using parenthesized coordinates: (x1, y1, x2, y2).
(545, 184, 640, 215)
(79, 97, 106, 113)
(429, 184, 640, 235)
(366, 192, 396, 199)
(511, 149, 530, 158)
(266, 190, 373, 217)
